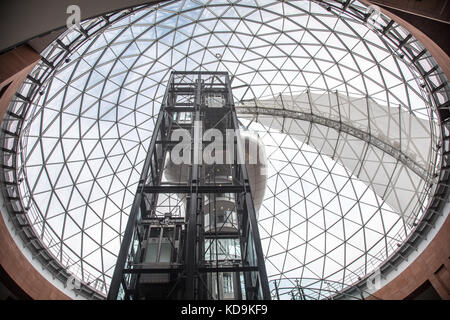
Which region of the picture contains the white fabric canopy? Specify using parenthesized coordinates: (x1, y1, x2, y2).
(237, 90, 438, 225)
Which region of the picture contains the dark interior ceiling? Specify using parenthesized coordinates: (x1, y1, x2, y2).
(0, 0, 165, 54)
(370, 0, 449, 23)
(373, 0, 450, 56)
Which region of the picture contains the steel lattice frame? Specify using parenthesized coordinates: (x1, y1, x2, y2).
(0, 0, 448, 299)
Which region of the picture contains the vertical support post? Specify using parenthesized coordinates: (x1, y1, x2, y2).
(226, 74, 271, 300)
(184, 73, 202, 299)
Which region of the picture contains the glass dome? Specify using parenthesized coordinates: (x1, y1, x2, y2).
(3, 0, 443, 298)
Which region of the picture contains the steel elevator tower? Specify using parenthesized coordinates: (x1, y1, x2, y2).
(107, 71, 270, 300)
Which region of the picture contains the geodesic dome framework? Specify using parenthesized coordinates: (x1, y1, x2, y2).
(0, 0, 448, 299)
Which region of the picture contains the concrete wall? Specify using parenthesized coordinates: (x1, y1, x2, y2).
(0, 45, 71, 300)
(372, 215, 450, 299)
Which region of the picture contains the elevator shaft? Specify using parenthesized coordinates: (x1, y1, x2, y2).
(107, 71, 270, 300)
